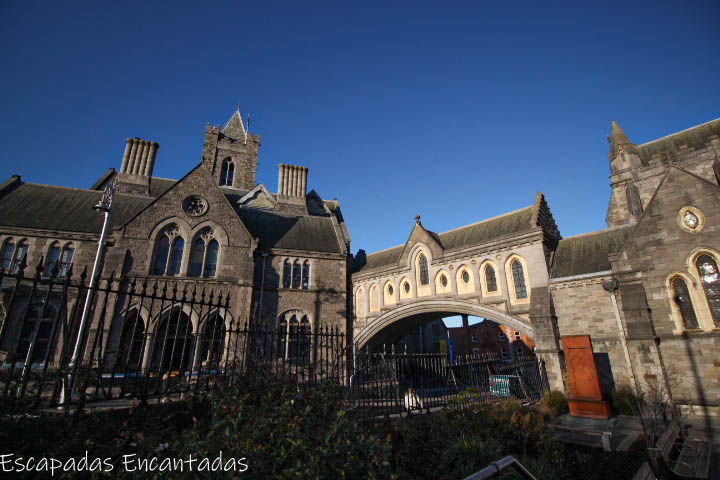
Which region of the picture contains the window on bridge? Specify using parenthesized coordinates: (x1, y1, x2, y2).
(418, 253, 429, 285)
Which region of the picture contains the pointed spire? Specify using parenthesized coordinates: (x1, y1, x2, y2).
(608, 118, 635, 160)
(221, 106, 247, 140)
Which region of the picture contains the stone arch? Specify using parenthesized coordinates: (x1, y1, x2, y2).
(354, 298, 534, 350)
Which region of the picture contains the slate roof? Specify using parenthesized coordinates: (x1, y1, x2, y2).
(636, 118, 720, 164)
(0, 178, 344, 254)
(0, 182, 153, 234)
(358, 206, 536, 272)
(236, 208, 341, 253)
(551, 226, 632, 278)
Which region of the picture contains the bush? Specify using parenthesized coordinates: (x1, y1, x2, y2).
(611, 385, 640, 416)
(541, 390, 569, 415)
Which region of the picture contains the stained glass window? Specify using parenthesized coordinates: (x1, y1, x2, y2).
(672, 277, 699, 329)
(189, 238, 205, 277)
(485, 265, 497, 292)
(201, 313, 225, 364)
(418, 254, 429, 285)
(283, 260, 292, 288)
(117, 310, 145, 370)
(511, 260, 527, 299)
(696, 254, 720, 326)
(153, 236, 170, 275)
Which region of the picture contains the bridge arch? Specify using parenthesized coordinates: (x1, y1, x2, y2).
(354, 298, 534, 350)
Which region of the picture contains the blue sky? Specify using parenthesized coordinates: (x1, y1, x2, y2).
(1, 1, 718, 286)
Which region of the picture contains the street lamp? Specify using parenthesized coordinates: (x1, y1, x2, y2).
(65, 176, 117, 410)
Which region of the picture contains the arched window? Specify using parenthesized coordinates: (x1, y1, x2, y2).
(204, 240, 219, 277)
(153, 236, 170, 275)
(220, 157, 234, 186)
(152, 225, 184, 276)
(189, 238, 205, 277)
(671, 277, 699, 329)
(59, 243, 74, 277)
(44, 242, 61, 277)
(485, 265, 497, 292)
(1, 238, 15, 271)
(301, 261, 310, 289)
(288, 315, 311, 364)
(201, 313, 225, 365)
(511, 260, 528, 299)
(117, 309, 145, 371)
(369, 285, 380, 311)
(2, 238, 29, 274)
(418, 253, 429, 285)
(151, 308, 193, 372)
(276, 315, 288, 358)
(292, 260, 301, 289)
(283, 260, 292, 288)
(696, 254, 720, 326)
(355, 288, 366, 318)
(16, 303, 57, 364)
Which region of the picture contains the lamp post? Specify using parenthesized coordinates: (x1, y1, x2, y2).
(65, 177, 117, 409)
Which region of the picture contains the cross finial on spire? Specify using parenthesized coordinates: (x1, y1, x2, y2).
(415, 215, 421, 224)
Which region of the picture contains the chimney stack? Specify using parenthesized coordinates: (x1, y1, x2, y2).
(117, 137, 159, 195)
(277, 164, 308, 198)
(120, 138, 159, 177)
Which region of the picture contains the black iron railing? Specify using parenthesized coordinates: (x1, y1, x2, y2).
(0, 260, 346, 411)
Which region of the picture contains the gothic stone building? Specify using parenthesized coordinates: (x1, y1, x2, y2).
(0, 110, 351, 372)
(1, 110, 719, 413)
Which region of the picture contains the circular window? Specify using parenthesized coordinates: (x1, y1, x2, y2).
(183, 196, 209, 216)
(440, 275, 447, 287)
(388, 285, 394, 296)
(677, 206, 705, 233)
(403, 282, 410, 293)
(462, 271, 470, 283)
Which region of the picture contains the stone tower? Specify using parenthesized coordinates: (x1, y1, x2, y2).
(605, 118, 720, 228)
(201, 108, 260, 190)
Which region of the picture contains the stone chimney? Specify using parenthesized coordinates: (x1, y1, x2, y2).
(117, 137, 159, 195)
(276, 164, 308, 214)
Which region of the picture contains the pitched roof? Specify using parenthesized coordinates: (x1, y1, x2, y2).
(0, 182, 153, 234)
(636, 117, 720, 164)
(358, 206, 536, 273)
(551, 226, 632, 278)
(236, 208, 342, 253)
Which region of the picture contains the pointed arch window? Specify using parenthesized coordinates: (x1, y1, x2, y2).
(283, 260, 292, 288)
(152, 225, 184, 276)
(292, 261, 301, 289)
(276, 316, 288, 359)
(485, 265, 497, 292)
(58, 244, 74, 277)
(418, 253, 429, 285)
(45, 242, 61, 277)
(188, 229, 219, 278)
(220, 157, 235, 186)
(201, 313, 225, 364)
(696, 254, 720, 326)
(671, 277, 699, 329)
(276, 312, 311, 363)
(2, 238, 29, 274)
(151, 308, 194, 372)
(117, 309, 145, 371)
(302, 261, 310, 289)
(16, 303, 57, 364)
(511, 260, 527, 299)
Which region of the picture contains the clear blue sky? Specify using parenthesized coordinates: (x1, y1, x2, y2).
(1, 0, 718, 262)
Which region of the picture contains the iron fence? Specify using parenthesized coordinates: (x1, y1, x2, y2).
(0, 260, 346, 411)
(350, 348, 549, 417)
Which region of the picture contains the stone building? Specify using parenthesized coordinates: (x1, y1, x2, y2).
(0, 109, 718, 413)
(447, 319, 535, 360)
(0, 109, 351, 371)
(351, 117, 720, 413)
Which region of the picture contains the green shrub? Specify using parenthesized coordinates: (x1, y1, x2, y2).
(541, 390, 569, 415)
(611, 385, 639, 416)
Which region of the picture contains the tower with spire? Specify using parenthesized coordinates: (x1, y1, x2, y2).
(201, 107, 260, 190)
